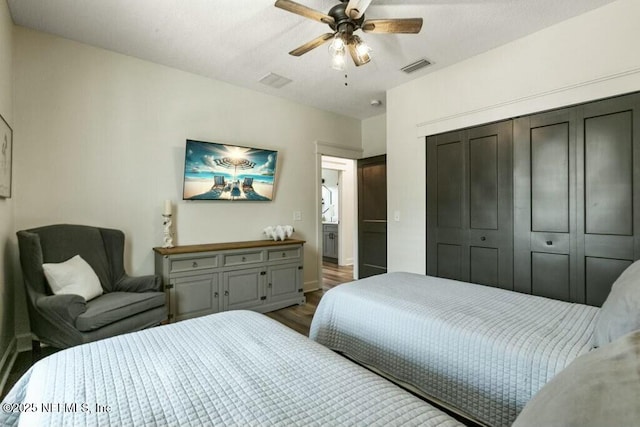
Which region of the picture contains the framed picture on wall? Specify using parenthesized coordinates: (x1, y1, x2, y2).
(0, 113, 12, 198)
(182, 139, 278, 201)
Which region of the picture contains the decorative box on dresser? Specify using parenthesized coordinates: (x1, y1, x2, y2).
(153, 239, 305, 322)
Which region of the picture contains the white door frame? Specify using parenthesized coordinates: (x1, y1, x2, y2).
(315, 141, 362, 290)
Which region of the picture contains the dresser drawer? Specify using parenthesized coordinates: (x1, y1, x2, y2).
(268, 248, 301, 261)
(224, 251, 264, 266)
(170, 256, 218, 273)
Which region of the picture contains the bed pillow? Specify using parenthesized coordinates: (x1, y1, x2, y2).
(513, 330, 640, 427)
(43, 255, 103, 301)
(591, 258, 640, 348)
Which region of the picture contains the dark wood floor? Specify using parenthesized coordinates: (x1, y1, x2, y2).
(1, 261, 355, 399)
(265, 261, 354, 336)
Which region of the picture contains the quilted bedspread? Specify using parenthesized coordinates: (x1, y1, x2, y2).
(309, 272, 600, 427)
(1, 310, 463, 427)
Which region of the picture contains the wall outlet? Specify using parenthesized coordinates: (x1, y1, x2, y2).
(393, 210, 401, 222)
(293, 211, 302, 221)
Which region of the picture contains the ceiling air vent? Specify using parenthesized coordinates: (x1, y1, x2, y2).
(259, 72, 293, 89)
(401, 59, 431, 74)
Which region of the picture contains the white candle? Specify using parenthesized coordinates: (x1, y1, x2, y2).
(163, 200, 172, 216)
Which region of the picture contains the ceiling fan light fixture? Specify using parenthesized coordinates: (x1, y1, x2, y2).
(331, 49, 347, 71)
(275, 0, 423, 70)
(328, 33, 346, 56)
(351, 35, 371, 63)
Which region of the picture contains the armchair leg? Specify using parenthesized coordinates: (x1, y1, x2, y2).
(31, 340, 42, 363)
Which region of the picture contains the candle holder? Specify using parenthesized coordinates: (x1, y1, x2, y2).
(162, 214, 174, 248)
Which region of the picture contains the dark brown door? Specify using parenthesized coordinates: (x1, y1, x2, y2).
(513, 92, 640, 306)
(358, 155, 387, 278)
(577, 94, 640, 306)
(514, 108, 577, 301)
(426, 120, 513, 289)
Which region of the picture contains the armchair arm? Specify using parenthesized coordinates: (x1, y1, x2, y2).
(114, 274, 162, 293)
(36, 294, 87, 326)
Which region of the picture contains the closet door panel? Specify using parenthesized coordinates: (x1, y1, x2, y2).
(531, 123, 570, 233)
(584, 111, 633, 236)
(584, 234, 634, 259)
(531, 252, 570, 301)
(577, 94, 640, 304)
(467, 121, 513, 289)
(513, 109, 576, 296)
(427, 121, 512, 287)
(531, 233, 570, 254)
(437, 243, 463, 280)
(427, 131, 469, 280)
(470, 246, 498, 286)
(437, 142, 464, 228)
(469, 135, 498, 230)
(585, 257, 632, 306)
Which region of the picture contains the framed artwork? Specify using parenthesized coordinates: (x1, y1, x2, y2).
(182, 139, 278, 201)
(0, 113, 11, 198)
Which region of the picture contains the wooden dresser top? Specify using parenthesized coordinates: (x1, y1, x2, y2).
(153, 239, 306, 256)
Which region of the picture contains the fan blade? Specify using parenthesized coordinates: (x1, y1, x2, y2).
(345, 0, 373, 20)
(289, 33, 335, 56)
(275, 0, 335, 26)
(348, 43, 370, 66)
(362, 18, 423, 34)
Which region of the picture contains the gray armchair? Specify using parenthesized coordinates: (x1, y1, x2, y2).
(17, 224, 167, 349)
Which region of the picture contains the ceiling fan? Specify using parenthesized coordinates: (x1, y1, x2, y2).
(274, 0, 423, 70)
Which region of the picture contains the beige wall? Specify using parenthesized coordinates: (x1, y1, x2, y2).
(0, 0, 15, 383)
(387, 0, 640, 273)
(12, 27, 361, 338)
(361, 113, 386, 158)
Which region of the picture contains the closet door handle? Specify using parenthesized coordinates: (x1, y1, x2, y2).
(224, 290, 229, 296)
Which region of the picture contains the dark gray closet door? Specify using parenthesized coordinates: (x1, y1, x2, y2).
(427, 120, 513, 289)
(576, 94, 640, 306)
(514, 109, 577, 301)
(514, 92, 640, 306)
(427, 130, 467, 281)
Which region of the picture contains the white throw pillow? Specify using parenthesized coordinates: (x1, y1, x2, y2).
(592, 258, 640, 348)
(43, 255, 104, 301)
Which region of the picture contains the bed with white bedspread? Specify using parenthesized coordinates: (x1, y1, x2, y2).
(1, 310, 463, 427)
(309, 272, 601, 427)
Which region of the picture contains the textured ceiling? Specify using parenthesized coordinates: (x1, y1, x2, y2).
(7, 0, 618, 119)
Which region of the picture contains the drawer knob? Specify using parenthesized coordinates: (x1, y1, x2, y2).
(480, 236, 486, 241)
(546, 240, 553, 246)
(268, 283, 272, 288)
(242, 256, 246, 262)
(282, 252, 286, 257)
(192, 261, 198, 268)
(224, 290, 229, 296)
(214, 292, 219, 298)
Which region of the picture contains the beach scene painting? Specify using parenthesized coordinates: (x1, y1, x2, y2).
(183, 139, 278, 201)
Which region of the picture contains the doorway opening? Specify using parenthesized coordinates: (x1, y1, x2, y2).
(320, 155, 356, 291)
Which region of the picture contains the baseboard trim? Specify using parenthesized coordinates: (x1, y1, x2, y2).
(0, 338, 18, 396)
(304, 280, 320, 292)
